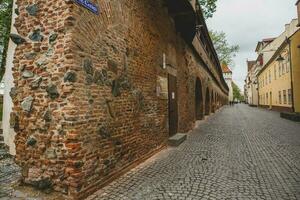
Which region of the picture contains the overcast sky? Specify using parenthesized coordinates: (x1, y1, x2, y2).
(207, 0, 297, 91)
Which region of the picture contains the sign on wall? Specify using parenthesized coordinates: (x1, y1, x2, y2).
(74, 0, 100, 15)
(156, 76, 168, 99)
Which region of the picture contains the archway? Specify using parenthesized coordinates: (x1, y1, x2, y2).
(211, 92, 215, 113)
(205, 88, 210, 115)
(195, 78, 204, 120)
(216, 94, 219, 109)
(215, 92, 218, 110)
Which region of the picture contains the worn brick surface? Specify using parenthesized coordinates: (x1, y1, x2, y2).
(88, 105, 300, 200)
(10, 0, 228, 198)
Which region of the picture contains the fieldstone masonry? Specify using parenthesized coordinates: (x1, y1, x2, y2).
(9, 0, 228, 199)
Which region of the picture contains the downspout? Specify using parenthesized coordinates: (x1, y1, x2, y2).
(288, 38, 295, 113)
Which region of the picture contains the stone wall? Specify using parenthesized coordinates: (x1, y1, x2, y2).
(10, 0, 228, 199)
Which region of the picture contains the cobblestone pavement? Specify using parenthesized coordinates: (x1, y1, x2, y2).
(0, 151, 21, 198)
(88, 104, 300, 200)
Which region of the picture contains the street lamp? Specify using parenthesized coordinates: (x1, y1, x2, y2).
(276, 55, 284, 62)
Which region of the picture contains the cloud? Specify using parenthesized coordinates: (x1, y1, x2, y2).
(207, 0, 297, 91)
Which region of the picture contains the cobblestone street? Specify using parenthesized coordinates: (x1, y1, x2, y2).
(88, 105, 300, 200)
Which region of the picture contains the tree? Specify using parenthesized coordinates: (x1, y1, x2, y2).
(198, 0, 218, 19)
(209, 30, 239, 67)
(232, 81, 243, 101)
(0, 0, 13, 81)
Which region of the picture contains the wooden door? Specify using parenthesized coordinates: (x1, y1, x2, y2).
(168, 74, 178, 136)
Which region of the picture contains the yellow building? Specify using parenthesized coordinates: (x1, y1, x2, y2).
(258, 26, 300, 113)
(290, 29, 300, 112)
(258, 42, 293, 112)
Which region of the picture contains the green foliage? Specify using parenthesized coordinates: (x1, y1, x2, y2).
(232, 81, 243, 101)
(0, 0, 13, 81)
(209, 30, 239, 68)
(198, 0, 218, 19)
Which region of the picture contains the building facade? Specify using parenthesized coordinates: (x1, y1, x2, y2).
(291, 3, 300, 112)
(258, 19, 300, 112)
(290, 26, 300, 113)
(4, 0, 228, 198)
(2, 0, 17, 155)
(245, 60, 256, 105)
(258, 43, 293, 111)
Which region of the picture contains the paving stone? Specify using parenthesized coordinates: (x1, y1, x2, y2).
(87, 105, 300, 200)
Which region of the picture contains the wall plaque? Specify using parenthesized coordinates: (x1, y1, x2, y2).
(156, 76, 168, 99)
(74, 0, 100, 15)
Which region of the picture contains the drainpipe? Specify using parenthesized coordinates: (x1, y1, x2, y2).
(288, 38, 295, 113)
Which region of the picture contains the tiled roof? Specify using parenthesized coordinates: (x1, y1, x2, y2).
(221, 63, 232, 73)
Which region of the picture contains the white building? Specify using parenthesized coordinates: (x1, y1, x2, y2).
(0, 78, 4, 96)
(222, 64, 233, 103)
(2, 0, 17, 155)
(245, 60, 259, 105)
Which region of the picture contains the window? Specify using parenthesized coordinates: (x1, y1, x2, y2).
(279, 64, 281, 76)
(259, 95, 261, 103)
(283, 90, 287, 104)
(269, 70, 271, 83)
(288, 89, 292, 105)
(286, 58, 290, 73)
(279, 91, 281, 104)
(266, 93, 268, 104)
(282, 62, 285, 74)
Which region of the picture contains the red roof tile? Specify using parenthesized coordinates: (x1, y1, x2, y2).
(221, 63, 232, 73)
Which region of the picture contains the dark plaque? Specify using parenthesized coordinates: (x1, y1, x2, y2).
(74, 0, 100, 15)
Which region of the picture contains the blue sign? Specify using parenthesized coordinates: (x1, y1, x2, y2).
(74, 0, 100, 15)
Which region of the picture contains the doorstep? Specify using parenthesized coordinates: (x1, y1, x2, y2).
(280, 112, 300, 122)
(168, 133, 187, 147)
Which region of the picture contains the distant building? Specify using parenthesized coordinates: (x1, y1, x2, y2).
(222, 64, 233, 103)
(245, 60, 257, 105)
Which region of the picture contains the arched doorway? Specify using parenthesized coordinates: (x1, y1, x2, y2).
(205, 88, 210, 115)
(216, 94, 219, 109)
(211, 92, 215, 113)
(195, 78, 204, 120)
(215, 92, 217, 110)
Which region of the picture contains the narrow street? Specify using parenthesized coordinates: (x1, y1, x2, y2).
(88, 105, 300, 200)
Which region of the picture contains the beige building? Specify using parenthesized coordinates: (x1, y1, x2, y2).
(291, 1, 300, 112)
(257, 17, 300, 112)
(258, 43, 293, 112)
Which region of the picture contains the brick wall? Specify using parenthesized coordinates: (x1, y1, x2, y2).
(11, 0, 228, 199)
